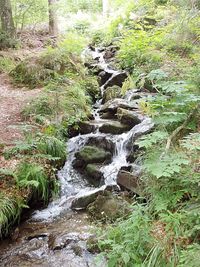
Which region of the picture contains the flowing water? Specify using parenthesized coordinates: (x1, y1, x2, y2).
(0, 46, 153, 267)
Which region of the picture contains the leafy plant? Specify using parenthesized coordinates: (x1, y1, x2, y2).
(15, 162, 49, 202)
(0, 192, 27, 237)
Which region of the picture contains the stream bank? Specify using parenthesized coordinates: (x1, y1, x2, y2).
(0, 45, 154, 267)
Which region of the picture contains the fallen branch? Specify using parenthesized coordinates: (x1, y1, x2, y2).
(165, 104, 199, 151)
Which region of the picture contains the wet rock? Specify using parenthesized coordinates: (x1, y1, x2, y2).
(126, 118, 154, 148)
(126, 144, 141, 163)
(87, 236, 100, 254)
(78, 121, 97, 135)
(98, 71, 113, 86)
(27, 233, 49, 241)
(48, 233, 79, 251)
(100, 98, 139, 114)
(99, 120, 132, 135)
(71, 185, 119, 210)
(117, 170, 140, 194)
(100, 111, 117, 120)
(88, 192, 131, 221)
(85, 164, 104, 186)
(71, 244, 83, 257)
(18, 238, 48, 260)
(73, 146, 112, 169)
(86, 136, 115, 153)
(117, 108, 142, 126)
(104, 71, 128, 89)
(103, 45, 119, 60)
(102, 85, 122, 103)
(124, 89, 157, 101)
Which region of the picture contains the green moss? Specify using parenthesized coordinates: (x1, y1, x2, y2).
(76, 146, 112, 164)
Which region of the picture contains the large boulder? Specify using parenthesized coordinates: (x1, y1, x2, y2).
(72, 146, 112, 169)
(85, 164, 104, 187)
(102, 85, 122, 103)
(117, 108, 142, 126)
(100, 111, 117, 120)
(104, 71, 128, 89)
(71, 185, 119, 210)
(126, 118, 154, 149)
(99, 121, 132, 135)
(85, 136, 115, 153)
(98, 71, 113, 86)
(117, 170, 140, 194)
(100, 99, 139, 114)
(87, 192, 131, 221)
(78, 121, 97, 135)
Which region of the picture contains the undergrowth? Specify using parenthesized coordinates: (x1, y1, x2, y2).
(97, 0, 200, 266)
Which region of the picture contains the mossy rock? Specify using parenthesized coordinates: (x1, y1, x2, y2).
(11, 59, 55, 88)
(99, 121, 132, 135)
(85, 164, 104, 186)
(102, 85, 122, 103)
(117, 108, 141, 126)
(87, 192, 131, 222)
(73, 146, 112, 168)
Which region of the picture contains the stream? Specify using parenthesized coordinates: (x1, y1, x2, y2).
(0, 46, 154, 267)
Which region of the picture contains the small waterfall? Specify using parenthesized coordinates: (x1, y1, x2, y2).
(32, 46, 153, 221)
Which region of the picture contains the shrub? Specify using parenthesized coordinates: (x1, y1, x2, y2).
(15, 162, 49, 202)
(37, 136, 66, 162)
(0, 31, 20, 50)
(11, 33, 87, 88)
(0, 192, 26, 237)
(0, 56, 16, 73)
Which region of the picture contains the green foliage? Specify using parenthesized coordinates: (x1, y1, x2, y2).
(0, 31, 19, 50)
(98, 205, 153, 266)
(136, 131, 168, 148)
(144, 151, 189, 178)
(12, 0, 48, 30)
(0, 56, 16, 73)
(59, 0, 102, 13)
(11, 33, 87, 88)
(0, 192, 27, 237)
(15, 162, 49, 202)
(181, 133, 200, 151)
(37, 136, 66, 162)
(178, 244, 200, 267)
(4, 141, 36, 159)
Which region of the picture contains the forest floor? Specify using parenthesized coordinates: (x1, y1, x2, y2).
(0, 33, 49, 168)
(0, 73, 41, 145)
(0, 73, 41, 168)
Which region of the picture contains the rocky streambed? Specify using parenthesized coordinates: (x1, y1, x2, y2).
(0, 46, 154, 267)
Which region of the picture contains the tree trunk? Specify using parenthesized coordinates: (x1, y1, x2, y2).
(48, 0, 58, 36)
(0, 0, 15, 37)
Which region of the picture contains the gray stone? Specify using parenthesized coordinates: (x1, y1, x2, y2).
(71, 185, 119, 210)
(100, 98, 139, 114)
(117, 108, 142, 126)
(99, 120, 132, 135)
(87, 192, 131, 221)
(85, 164, 104, 186)
(117, 170, 140, 194)
(78, 121, 97, 135)
(85, 136, 115, 153)
(104, 71, 128, 89)
(102, 85, 122, 103)
(73, 146, 112, 169)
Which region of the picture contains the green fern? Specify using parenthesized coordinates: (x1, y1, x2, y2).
(144, 151, 189, 178)
(37, 136, 66, 162)
(136, 131, 168, 148)
(0, 193, 27, 237)
(181, 133, 200, 151)
(15, 162, 49, 202)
